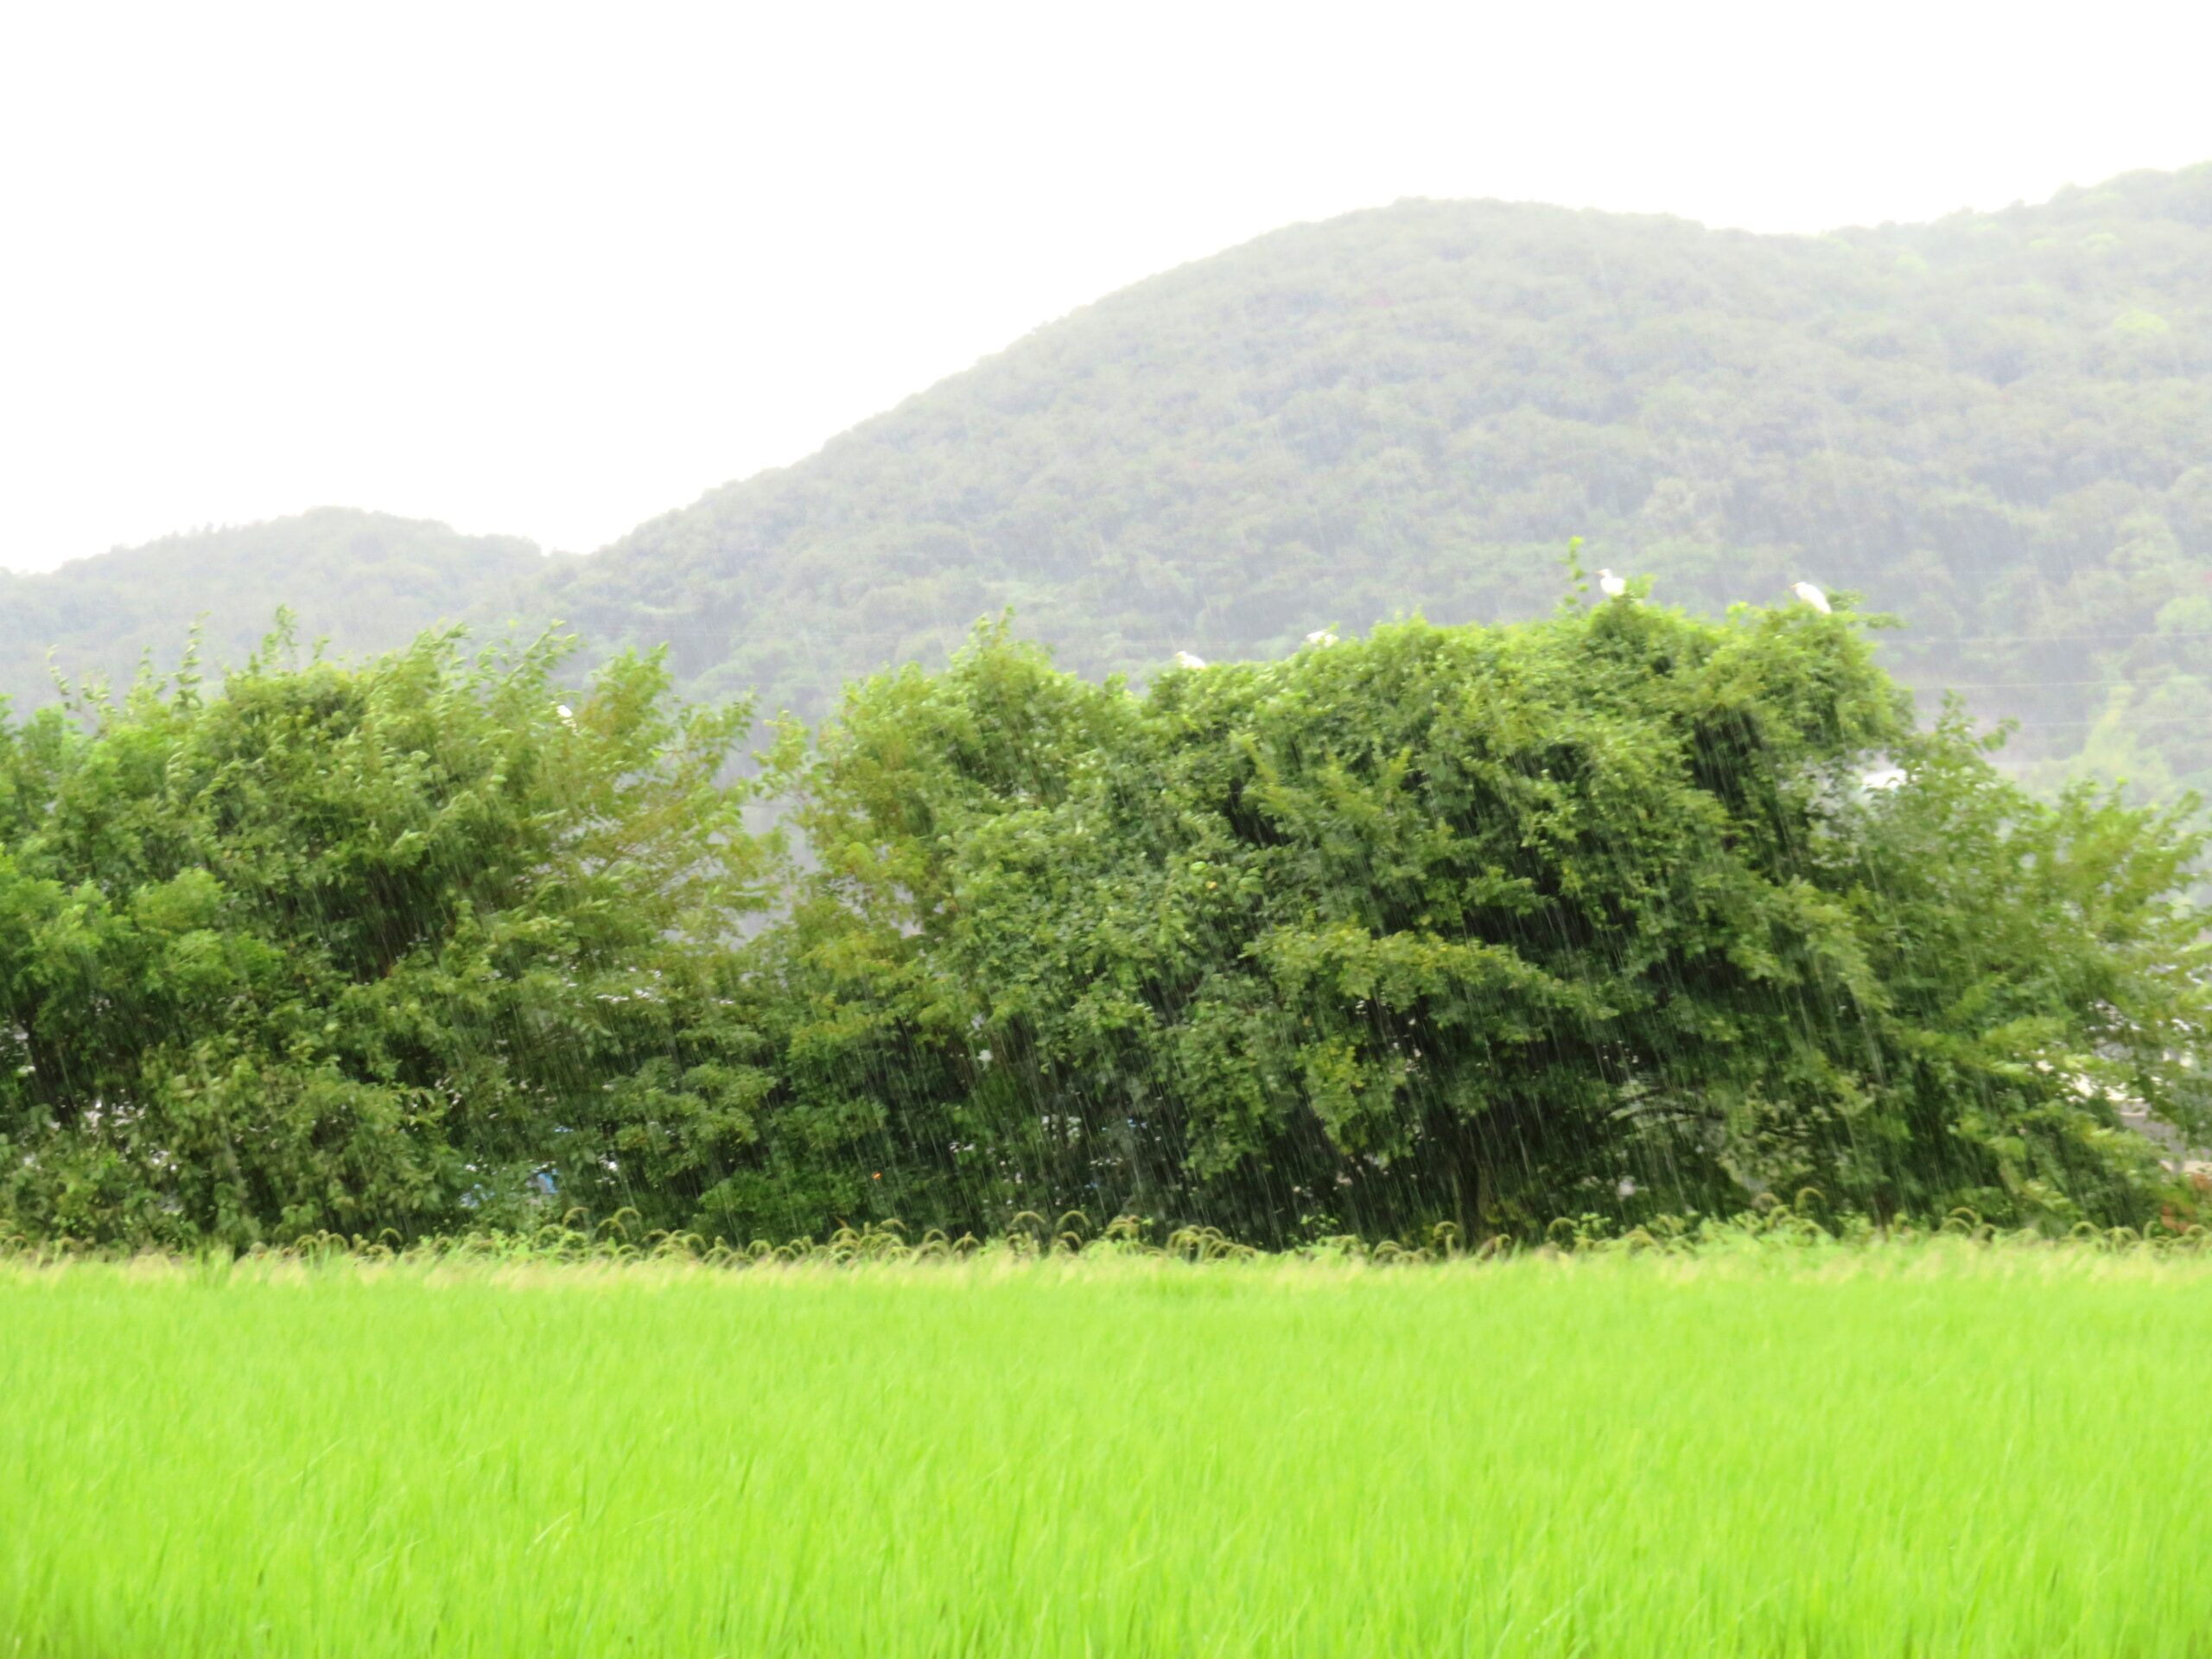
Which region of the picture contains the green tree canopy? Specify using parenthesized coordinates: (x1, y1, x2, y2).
(0, 626, 780, 1245)
(4, 600, 2207, 1249)
(766, 598, 2211, 1241)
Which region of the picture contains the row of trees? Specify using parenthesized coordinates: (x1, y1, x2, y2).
(4, 597, 2209, 1247)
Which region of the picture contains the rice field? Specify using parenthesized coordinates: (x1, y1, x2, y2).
(5, 1244, 2212, 1657)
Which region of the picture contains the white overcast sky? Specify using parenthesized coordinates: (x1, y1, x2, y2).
(2, 0, 2207, 573)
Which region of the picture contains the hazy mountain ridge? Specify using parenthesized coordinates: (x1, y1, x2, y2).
(11, 164, 2212, 787)
(541, 162, 2212, 785)
(0, 510, 549, 710)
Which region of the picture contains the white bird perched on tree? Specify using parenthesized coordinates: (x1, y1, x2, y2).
(1303, 627, 1338, 647)
(1791, 581, 1832, 614)
(1597, 569, 1628, 599)
(1173, 650, 1209, 670)
(556, 703, 575, 725)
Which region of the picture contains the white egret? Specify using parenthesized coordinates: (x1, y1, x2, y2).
(1303, 627, 1338, 647)
(1860, 766, 1905, 791)
(1597, 569, 1628, 599)
(556, 703, 575, 725)
(1173, 650, 1208, 670)
(1791, 581, 1832, 613)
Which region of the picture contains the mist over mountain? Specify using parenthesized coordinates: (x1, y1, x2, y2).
(13, 163, 2212, 790)
(0, 510, 546, 709)
(548, 163, 2212, 785)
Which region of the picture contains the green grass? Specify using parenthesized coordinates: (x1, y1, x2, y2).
(5, 1246, 2211, 1656)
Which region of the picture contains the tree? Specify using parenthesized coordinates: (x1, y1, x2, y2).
(765, 600, 2210, 1241)
(0, 626, 782, 1246)
(7, 600, 2207, 1249)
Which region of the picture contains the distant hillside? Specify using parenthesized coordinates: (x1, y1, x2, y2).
(540, 162, 2212, 791)
(10, 165, 2212, 795)
(0, 510, 547, 711)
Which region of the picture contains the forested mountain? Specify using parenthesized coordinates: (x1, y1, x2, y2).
(0, 511, 546, 710)
(543, 163, 2212, 790)
(12, 164, 2212, 791)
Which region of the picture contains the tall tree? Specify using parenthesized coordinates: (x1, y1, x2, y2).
(763, 599, 2209, 1241)
(0, 626, 781, 1245)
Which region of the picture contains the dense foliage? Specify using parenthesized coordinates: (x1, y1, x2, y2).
(4, 597, 2208, 1247)
(0, 626, 779, 1244)
(768, 601, 2211, 1243)
(10, 167, 2212, 799)
(4, 562, 2212, 1247)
